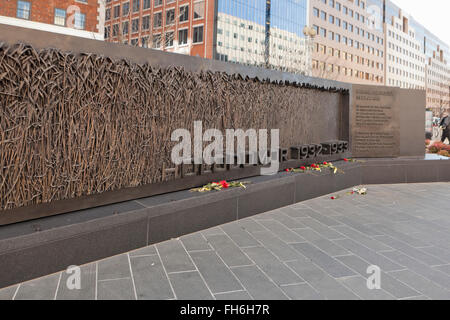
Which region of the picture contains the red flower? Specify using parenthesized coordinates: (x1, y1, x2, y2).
(300, 166, 306, 170)
(219, 181, 229, 189)
(323, 162, 328, 165)
(344, 158, 349, 162)
(285, 169, 290, 172)
(331, 196, 336, 200)
(311, 164, 316, 168)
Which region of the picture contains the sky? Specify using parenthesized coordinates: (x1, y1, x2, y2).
(391, 0, 450, 47)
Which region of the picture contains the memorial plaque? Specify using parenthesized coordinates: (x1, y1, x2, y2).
(351, 85, 400, 157)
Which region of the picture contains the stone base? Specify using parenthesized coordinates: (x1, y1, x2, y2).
(0, 158, 449, 288)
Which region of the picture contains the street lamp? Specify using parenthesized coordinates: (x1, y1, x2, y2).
(303, 26, 317, 77)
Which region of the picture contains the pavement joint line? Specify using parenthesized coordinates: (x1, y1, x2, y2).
(213, 289, 247, 295)
(279, 282, 307, 287)
(95, 262, 98, 301)
(97, 277, 132, 283)
(180, 239, 216, 300)
(54, 272, 62, 300)
(11, 284, 20, 301)
(127, 253, 138, 300)
(166, 269, 198, 275)
(398, 295, 431, 301)
(185, 249, 214, 253)
(129, 253, 159, 258)
(155, 244, 177, 300)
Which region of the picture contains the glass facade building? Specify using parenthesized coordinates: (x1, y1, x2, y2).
(215, 0, 308, 73)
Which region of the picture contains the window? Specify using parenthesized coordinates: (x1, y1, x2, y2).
(313, 7, 319, 17)
(112, 24, 119, 36)
(155, 0, 162, 6)
(154, 12, 162, 28)
(194, 1, 205, 19)
(104, 26, 110, 39)
(131, 38, 139, 46)
(141, 36, 149, 48)
(166, 8, 175, 25)
(142, 15, 150, 30)
(105, 8, 111, 21)
(122, 21, 129, 35)
(193, 25, 204, 43)
(74, 12, 86, 30)
(179, 29, 188, 45)
(143, 0, 151, 9)
(132, 18, 139, 33)
(133, 0, 140, 13)
(179, 5, 189, 22)
(153, 34, 161, 48)
(165, 31, 174, 47)
(16, 1, 31, 19)
(54, 8, 66, 26)
(114, 6, 120, 18)
(123, 2, 129, 16)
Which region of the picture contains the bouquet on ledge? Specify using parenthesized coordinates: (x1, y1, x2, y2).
(191, 180, 250, 192)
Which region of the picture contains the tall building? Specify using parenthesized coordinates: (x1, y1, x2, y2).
(215, 0, 308, 74)
(309, 0, 385, 85)
(0, 0, 104, 39)
(384, 8, 426, 89)
(381, 0, 449, 114)
(103, 0, 215, 59)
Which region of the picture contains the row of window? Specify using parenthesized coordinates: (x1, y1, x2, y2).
(388, 30, 420, 51)
(387, 42, 424, 63)
(106, 1, 204, 21)
(387, 54, 424, 73)
(387, 67, 425, 83)
(15, 0, 86, 29)
(314, 26, 384, 58)
(312, 59, 383, 83)
(387, 78, 424, 90)
(106, 25, 204, 47)
(315, 44, 384, 71)
(313, 8, 383, 46)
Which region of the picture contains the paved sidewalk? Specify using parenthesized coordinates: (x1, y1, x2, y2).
(1, 183, 450, 300)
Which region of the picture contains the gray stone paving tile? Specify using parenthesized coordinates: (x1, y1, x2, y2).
(206, 234, 253, 267)
(249, 231, 302, 261)
(285, 259, 359, 300)
(56, 263, 96, 300)
(97, 253, 131, 281)
(333, 216, 383, 237)
(334, 239, 404, 272)
(331, 225, 393, 252)
(97, 278, 135, 300)
(280, 283, 324, 300)
(157, 239, 196, 274)
(214, 291, 252, 300)
(381, 250, 450, 290)
(201, 226, 225, 236)
(237, 218, 266, 233)
(302, 207, 343, 226)
(293, 228, 349, 257)
(373, 235, 446, 266)
(291, 243, 356, 278)
(130, 245, 157, 257)
(180, 233, 212, 252)
(269, 211, 307, 229)
(168, 271, 214, 300)
(257, 219, 306, 243)
(280, 207, 310, 218)
(388, 270, 450, 300)
(220, 222, 261, 248)
(189, 251, 243, 294)
(335, 254, 421, 299)
(0, 285, 18, 300)
(14, 273, 60, 300)
(231, 266, 288, 300)
(337, 276, 395, 300)
(370, 224, 431, 248)
(296, 217, 345, 240)
(130, 255, 174, 300)
(242, 246, 303, 286)
(434, 264, 450, 276)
